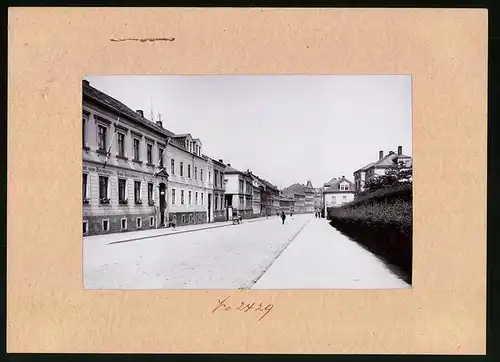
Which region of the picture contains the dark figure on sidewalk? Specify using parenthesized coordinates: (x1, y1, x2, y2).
(281, 211, 286, 225)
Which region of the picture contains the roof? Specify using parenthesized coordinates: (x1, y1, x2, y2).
(283, 183, 306, 196)
(354, 162, 375, 173)
(355, 152, 412, 173)
(82, 81, 175, 138)
(323, 177, 355, 193)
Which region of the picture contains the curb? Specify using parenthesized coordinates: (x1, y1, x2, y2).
(108, 216, 281, 245)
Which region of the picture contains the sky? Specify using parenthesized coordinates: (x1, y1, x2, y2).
(84, 75, 412, 190)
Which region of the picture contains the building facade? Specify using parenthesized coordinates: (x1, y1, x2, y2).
(282, 183, 306, 213)
(211, 158, 227, 222)
(166, 133, 213, 226)
(304, 181, 316, 213)
(323, 176, 356, 215)
(354, 146, 412, 193)
(279, 194, 295, 214)
(249, 173, 264, 216)
(224, 165, 254, 219)
(82, 80, 171, 236)
(256, 177, 280, 216)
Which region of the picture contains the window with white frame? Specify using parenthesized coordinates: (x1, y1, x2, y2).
(180, 162, 184, 177)
(201, 169, 203, 181)
(99, 176, 109, 203)
(97, 125, 107, 151)
(189, 191, 192, 205)
(201, 193, 204, 205)
(83, 220, 89, 234)
(195, 167, 197, 180)
(147, 143, 153, 164)
(182, 215, 185, 223)
(134, 181, 142, 204)
(181, 190, 185, 205)
(133, 138, 140, 161)
(171, 159, 175, 175)
(172, 188, 176, 204)
(117, 132, 125, 157)
(136, 217, 142, 228)
(195, 192, 198, 205)
(82, 117, 87, 147)
(118, 179, 127, 203)
(121, 218, 127, 230)
(150, 216, 155, 226)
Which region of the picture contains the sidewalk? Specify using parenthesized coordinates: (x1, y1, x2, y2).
(252, 218, 410, 290)
(84, 215, 280, 245)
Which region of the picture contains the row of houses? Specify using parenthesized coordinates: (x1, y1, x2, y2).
(82, 80, 300, 236)
(321, 146, 412, 214)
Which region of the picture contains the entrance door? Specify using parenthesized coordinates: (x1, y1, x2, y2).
(159, 183, 166, 226)
(208, 194, 212, 222)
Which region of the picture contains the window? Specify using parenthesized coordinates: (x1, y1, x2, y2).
(136, 217, 142, 228)
(214, 170, 218, 187)
(98, 125, 107, 151)
(148, 183, 153, 203)
(172, 189, 176, 204)
(83, 173, 88, 200)
(188, 165, 191, 178)
(195, 167, 197, 180)
(117, 132, 125, 157)
(189, 191, 192, 205)
(340, 184, 349, 191)
(189, 214, 193, 223)
(201, 193, 204, 205)
(239, 180, 244, 194)
(118, 179, 127, 202)
(147, 144, 152, 164)
(121, 218, 127, 230)
(133, 138, 140, 161)
(182, 215, 185, 223)
(99, 176, 108, 202)
(220, 174, 223, 187)
(102, 219, 109, 232)
(215, 196, 218, 210)
(200, 169, 203, 181)
(171, 159, 175, 175)
(195, 192, 198, 205)
(150, 216, 155, 226)
(180, 162, 184, 177)
(342, 196, 347, 201)
(83, 220, 89, 234)
(134, 181, 141, 203)
(181, 190, 185, 205)
(158, 148, 164, 167)
(82, 118, 86, 146)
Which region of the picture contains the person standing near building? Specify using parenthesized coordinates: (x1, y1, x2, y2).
(281, 210, 286, 225)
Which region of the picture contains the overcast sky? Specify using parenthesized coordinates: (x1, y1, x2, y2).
(84, 75, 412, 190)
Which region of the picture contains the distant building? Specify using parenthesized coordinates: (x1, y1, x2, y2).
(211, 158, 227, 222)
(354, 146, 412, 193)
(224, 164, 254, 219)
(257, 177, 281, 216)
(323, 176, 356, 214)
(304, 181, 316, 213)
(279, 193, 295, 214)
(249, 173, 265, 216)
(282, 183, 306, 213)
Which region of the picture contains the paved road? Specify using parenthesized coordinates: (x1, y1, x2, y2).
(84, 214, 312, 289)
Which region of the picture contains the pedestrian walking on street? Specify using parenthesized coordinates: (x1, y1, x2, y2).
(281, 211, 286, 225)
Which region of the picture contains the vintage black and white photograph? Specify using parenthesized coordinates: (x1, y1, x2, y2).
(82, 75, 412, 290)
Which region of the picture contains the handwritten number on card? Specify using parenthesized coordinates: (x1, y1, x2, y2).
(212, 296, 273, 321)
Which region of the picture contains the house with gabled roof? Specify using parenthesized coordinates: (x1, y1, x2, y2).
(282, 183, 306, 213)
(223, 163, 254, 219)
(354, 146, 412, 193)
(323, 176, 356, 214)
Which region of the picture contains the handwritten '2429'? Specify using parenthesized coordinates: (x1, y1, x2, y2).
(212, 296, 274, 321)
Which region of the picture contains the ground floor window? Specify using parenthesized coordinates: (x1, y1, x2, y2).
(136, 217, 142, 228)
(182, 215, 186, 223)
(83, 220, 89, 234)
(102, 219, 109, 232)
(150, 216, 155, 226)
(121, 218, 127, 230)
(189, 214, 193, 223)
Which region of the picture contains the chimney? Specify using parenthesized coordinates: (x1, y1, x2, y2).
(219, 159, 223, 163)
(136, 110, 144, 117)
(342, 175, 345, 178)
(379, 150, 383, 160)
(398, 145, 402, 155)
(82, 79, 89, 86)
(156, 120, 163, 128)
(227, 163, 231, 167)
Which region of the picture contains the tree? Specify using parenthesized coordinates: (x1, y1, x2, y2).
(358, 160, 412, 196)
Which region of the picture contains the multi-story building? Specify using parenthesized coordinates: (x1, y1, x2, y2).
(224, 164, 254, 219)
(249, 173, 264, 216)
(257, 177, 280, 216)
(304, 181, 316, 213)
(314, 188, 323, 213)
(82, 80, 171, 236)
(354, 146, 412, 193)
(323, 176, 355, 214)
(282, 183, 306, 213)
(279, 193, 295, 214)
(166, 133, 213, 226)
(210, 158, 227, 222)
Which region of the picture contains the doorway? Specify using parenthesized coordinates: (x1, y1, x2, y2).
(159, 183, 166, 227)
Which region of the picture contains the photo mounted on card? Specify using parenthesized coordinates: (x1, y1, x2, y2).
(82, 75, 412, 290)
(8, 7, 487, 354)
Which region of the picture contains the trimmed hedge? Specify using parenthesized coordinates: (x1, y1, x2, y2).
(328, 185, 412, 284)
